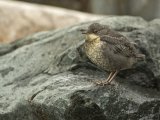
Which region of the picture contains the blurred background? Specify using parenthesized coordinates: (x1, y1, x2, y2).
(17, 0, 160, 20)
(0, 0, 160, 43)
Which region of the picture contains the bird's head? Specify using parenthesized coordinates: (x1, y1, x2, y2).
(80, 23, 109, 42)
(80, 23, 104, 34)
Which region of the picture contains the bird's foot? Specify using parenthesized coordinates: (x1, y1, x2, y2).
(94, 80, 113, 86)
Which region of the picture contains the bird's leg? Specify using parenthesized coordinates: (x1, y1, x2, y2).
(95, 72, 114, 85)
(106, 72, 114, 82)
(105, 70, 119, 84)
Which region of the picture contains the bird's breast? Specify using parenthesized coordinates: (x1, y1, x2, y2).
(84, 41, 110, 70)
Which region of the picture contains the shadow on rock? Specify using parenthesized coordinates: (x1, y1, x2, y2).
(64, 90, 107, 120)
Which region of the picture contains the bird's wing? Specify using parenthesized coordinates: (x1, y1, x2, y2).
(100, 35, 136, 57)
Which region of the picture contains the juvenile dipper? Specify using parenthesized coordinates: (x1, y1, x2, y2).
(81, 23, 145, 85)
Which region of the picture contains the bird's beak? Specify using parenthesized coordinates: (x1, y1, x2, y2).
(79, 29, 88, 34)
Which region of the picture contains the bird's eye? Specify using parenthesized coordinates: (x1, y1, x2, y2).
(94, 30, 97, 33)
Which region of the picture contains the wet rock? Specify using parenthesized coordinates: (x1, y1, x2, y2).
(65, 90, 107, 120)
(0, 16, 160, 120)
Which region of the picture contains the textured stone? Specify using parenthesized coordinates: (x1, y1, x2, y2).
(0, 16, 160, 120)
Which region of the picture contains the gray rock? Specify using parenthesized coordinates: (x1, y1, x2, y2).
(0, 16, 160, 120)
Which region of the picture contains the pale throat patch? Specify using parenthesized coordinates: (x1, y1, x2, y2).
(86, 33, 100, 42)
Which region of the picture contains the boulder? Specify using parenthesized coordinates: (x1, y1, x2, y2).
(0, 1, 101, 43)
(0, 16, 160, 120)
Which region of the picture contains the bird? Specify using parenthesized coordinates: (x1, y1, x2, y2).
(80, 23, 145, 85)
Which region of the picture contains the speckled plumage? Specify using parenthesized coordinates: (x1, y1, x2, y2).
(81, 23, 145, 85)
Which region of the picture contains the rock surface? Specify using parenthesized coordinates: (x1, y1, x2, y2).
(0, 16, 160, 120)
(0, 1, 101, 43)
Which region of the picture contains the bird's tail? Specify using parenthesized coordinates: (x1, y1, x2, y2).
(135, 54, 146, 61)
